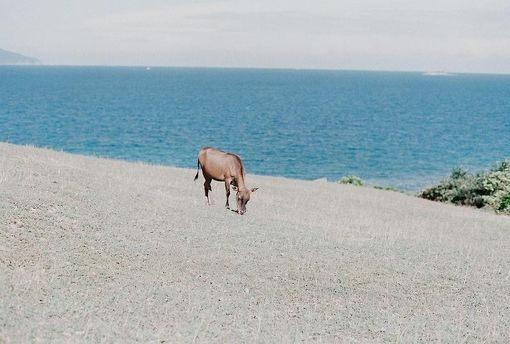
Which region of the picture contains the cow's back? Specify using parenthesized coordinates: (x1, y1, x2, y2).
(198, 147, 241, 181)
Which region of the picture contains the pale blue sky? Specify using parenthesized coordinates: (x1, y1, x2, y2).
(1, 0, 510, 73)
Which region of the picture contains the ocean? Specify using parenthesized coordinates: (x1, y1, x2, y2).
(1, 66, 509, 190)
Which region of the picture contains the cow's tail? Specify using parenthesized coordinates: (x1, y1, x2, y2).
(194, 160, 201, 181)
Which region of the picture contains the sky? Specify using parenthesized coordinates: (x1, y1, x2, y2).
(1, 0, 510, 73)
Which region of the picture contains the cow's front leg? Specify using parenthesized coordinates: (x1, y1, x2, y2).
(224, 179, 231, 209)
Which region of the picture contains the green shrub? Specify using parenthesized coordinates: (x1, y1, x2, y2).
(498, 193, 510, 213)
(492, 160, 510, 172)
(419, 160, 510, 215)
(450, 167, 469, 180)
(338, 175, 364, 186)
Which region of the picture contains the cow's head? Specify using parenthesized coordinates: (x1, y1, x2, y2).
(233, 186, 258, 215)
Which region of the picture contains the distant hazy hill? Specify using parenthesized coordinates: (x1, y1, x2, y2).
(0, 48, 39, 65)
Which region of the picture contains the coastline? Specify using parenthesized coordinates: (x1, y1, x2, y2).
(1, 142, 509, 342)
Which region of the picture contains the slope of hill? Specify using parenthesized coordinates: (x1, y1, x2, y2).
(0, 48, 39, 65)
(0, 143, 509, 342)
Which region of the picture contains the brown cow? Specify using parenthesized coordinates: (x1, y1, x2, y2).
(194, 147, 258, 214)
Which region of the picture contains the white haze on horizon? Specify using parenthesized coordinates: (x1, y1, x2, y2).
(1, 0, 510, 74)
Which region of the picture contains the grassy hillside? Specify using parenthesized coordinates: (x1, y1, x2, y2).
(1, 143, 509, 342)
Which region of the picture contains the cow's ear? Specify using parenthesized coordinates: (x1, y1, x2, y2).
(232, 185, 238, 191)
(251, 187, 259, 193)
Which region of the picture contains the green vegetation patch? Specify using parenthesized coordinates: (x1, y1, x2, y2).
(338, 175, 364, 186)
(338, 175, 404, 193)
(419, 160, 510, 215)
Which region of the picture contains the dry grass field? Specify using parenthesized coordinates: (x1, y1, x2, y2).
(1, 142, 509, 343)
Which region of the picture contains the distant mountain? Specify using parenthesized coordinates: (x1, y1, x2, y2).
(0, 48, 39, 65)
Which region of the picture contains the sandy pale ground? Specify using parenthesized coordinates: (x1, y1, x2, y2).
(1, 143, 509, 343)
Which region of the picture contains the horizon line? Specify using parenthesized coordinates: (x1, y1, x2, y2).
(2, 63, 510, 76)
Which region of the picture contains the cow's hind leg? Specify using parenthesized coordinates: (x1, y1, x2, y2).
(224, 178, 232, 209)
(204, 178, 212, 205)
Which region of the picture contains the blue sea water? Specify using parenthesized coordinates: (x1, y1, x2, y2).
(1, 66, 509, 190)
